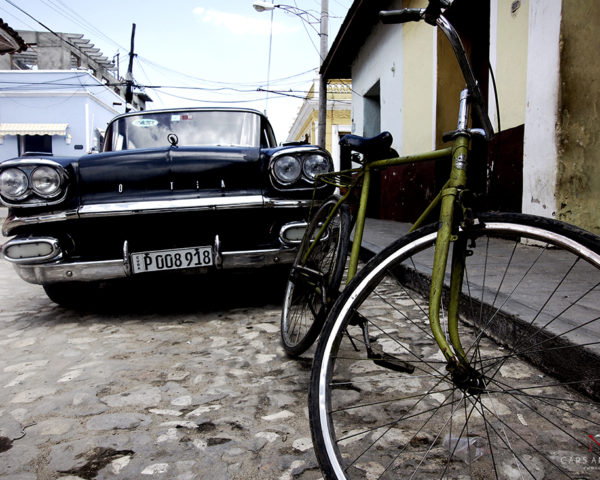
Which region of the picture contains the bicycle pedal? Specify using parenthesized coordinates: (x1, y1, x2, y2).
(369, 346, 415, 374)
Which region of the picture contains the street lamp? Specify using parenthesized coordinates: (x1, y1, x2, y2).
(253, 0, 328, 148)
(252, 1, 276, 12)
(252, 2, 320, 30)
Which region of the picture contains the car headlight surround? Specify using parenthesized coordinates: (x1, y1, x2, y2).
(302, 153, 331, 181)
(31, 166, 62, 198)
(0, 167, 29, 200)
(273, 155, 302, 185)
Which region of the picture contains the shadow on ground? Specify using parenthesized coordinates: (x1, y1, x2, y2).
(50, 267, 290, 315)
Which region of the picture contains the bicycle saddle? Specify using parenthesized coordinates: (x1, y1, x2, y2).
(339, 131, 393, 158)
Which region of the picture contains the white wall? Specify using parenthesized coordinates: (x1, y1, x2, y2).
(351, 0, 405, 152)
(522, 0, 562, 218)
(351, 0, 436, 156)
(0, 71, 123, 161)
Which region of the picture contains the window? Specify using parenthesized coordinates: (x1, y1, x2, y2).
(19, 135, 52, 156)
(104, 110, 263, 151)
(363, 81, 381, 137)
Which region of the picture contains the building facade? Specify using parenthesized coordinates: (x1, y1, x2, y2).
(286, 79, 352, 171)
(0, 30, 150, 161)
(321, 0, 600, 234)
(0, 70, 127, 159)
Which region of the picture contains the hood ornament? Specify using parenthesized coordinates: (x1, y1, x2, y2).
(167, 133, 179, 147)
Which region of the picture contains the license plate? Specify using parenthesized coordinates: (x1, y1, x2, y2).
(131, 246, 213, 274)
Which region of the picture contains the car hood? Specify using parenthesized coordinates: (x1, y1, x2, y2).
(77, 146, 263, 205)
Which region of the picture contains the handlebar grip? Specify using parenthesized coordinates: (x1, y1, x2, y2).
(379, 9, 424, 24)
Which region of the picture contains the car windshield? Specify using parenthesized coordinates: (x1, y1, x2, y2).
(105, 110, 262, 151)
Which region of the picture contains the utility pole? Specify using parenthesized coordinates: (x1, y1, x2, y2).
(125, 23, 136, 113)
(317, 0, 328, 148)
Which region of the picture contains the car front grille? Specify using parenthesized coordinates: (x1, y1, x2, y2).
(53, 208, 307, 261)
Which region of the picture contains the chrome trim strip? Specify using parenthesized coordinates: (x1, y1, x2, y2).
(0, 158, 63, 168)
(10, 246, 299, 285)
(2, 210, 78, 236)
(2, 196, 316, 235)
(78, 195, 266, 217)
(220, 248, 296, 268)
(264, 198, 314, 208)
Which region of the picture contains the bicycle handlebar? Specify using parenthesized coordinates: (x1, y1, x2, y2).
(379, 6, 495, 139)
(380, 9, 423, 24)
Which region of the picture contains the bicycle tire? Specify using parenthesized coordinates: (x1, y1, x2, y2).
(281, 196, 351, 357)
(309, 212, 600, 479)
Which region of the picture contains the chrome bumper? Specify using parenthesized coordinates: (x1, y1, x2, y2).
(2, 195, 310, 284)
(9, 246, 298, 285)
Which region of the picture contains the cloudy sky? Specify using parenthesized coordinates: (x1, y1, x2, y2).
(1, 0, 353, 141)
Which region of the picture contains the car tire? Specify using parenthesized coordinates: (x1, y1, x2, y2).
(43, 282, 93, 308)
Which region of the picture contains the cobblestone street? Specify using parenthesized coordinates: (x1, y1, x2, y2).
(2, 216, 600, 480)
(0, 244, 323, 479)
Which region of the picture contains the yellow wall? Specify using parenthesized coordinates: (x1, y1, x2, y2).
(325, 109, 351, 152)
(494, 0, 529, 130)
(556, 0, 600, 233)
(402, 0, 436, 154)
(295, 108, 351, 153)
(296, 111, 318, 145)
(289, 80, 352, 153)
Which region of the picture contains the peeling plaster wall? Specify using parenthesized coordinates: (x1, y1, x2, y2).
(556, 1, 600, 234)
(522, 0, 561, 220)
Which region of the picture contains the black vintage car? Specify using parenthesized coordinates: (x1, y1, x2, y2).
(0, 108, 333, 305)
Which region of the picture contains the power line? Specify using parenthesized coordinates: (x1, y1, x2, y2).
(0, 5, 37, 30)
(4, 0, 324, 94)
(49, 0, 128, 52)
(1, 0, 349, 108)
(152, 88, 267, 104)
(136, 54, 316, 88)
(2, 0, 83, 52)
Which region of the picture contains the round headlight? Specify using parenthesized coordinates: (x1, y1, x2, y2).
(303, 154, 331, 181)
(0, 168, 29, 199)
(273, 155, 302, 185)
(31, 166, 62, 198)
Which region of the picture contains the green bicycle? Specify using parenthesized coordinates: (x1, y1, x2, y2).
(281, 1, 600, 478)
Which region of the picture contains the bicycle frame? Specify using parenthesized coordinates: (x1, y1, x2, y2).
(300, 8, 494, 369)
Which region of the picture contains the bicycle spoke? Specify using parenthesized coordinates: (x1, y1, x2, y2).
(281, 196, 350, 356)
(310, 216, 600, 479)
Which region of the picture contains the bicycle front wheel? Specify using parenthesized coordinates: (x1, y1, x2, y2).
(309, 212, 600, 479)
(281, 196, 351, 357)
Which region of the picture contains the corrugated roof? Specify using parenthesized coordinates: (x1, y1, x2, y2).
(0, 18, 27, 55)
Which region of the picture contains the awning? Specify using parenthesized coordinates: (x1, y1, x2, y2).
(0, 123, 69, 136)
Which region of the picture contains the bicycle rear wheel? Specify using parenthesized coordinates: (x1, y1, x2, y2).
(281, 196, 351, 357)
(309, 212, 600, 479)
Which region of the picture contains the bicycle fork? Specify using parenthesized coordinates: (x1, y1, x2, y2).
(429, 89, 482, 380)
